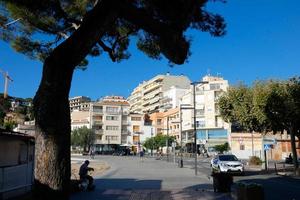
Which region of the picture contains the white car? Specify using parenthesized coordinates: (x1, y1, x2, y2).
(211, 154, 244, 175)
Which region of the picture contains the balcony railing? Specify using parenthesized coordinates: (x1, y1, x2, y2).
(93, 120, 103, 125)
(95, 129, 103, 134)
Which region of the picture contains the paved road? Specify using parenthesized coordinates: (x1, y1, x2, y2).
(70, 155, 231, 200)
(164, 155, 300, 200)
(71, 155, 300, 200)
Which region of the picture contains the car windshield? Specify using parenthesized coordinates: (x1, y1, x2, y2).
(219, 155, 238, 161)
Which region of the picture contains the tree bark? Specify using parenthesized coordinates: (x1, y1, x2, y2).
(289, 127, 299, 174)
(32, 1, 120, 199)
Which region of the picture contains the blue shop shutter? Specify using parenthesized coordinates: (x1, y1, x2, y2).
(208, 129, 227, 139)
(196, 130, 206, 139)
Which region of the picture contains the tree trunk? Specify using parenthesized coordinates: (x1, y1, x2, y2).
(289, 127, 299, 174)
(33, 60, 74, 199)
(32, 1, 120, 199)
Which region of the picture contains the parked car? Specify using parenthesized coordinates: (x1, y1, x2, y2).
(207, 147, 218, 157)
(211, 154, 244, 175)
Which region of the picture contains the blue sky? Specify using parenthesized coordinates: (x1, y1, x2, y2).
(0, 0, 299, 100)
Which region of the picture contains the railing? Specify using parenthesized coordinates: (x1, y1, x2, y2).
(95, 129, 103, 134)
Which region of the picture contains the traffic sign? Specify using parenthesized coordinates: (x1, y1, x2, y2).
(264, 144, 271, 151)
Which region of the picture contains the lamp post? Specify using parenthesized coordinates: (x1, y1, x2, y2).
(179, 104, 194, 168)
(166, 116, 169, 162)
(151, 127, 153, 156)
(191, 81, 208, 175)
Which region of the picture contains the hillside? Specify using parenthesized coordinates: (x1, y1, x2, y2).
(0, 94, 33, 126)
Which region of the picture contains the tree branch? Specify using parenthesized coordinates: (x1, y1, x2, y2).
(118, 1, 189, 64)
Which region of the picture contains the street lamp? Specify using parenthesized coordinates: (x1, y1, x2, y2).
(179, 104, 194, 168)
(151, 127, 153, 156)
(191, 81, 208, 175)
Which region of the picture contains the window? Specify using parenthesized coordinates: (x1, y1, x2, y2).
(131, 117, 142, 121)
(157, 119, 162, 125)
(106, 136, 118, 141)
(133, 125, 140, 132)
(106, 126, 119, 130)
(240, 144, 245, 150)
(106, 116, 118, 120)
(106, 106, 119, 113)
(210, 83, 220, 90)
(196, 109, 205, 116)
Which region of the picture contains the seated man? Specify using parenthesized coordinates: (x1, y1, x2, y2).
(79, 160, 94, 189)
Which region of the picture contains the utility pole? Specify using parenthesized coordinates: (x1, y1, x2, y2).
(193, 83, 197, 175)
(0, 68, 13, 99)
(151, 127, 153, 156)
(191, 81, 208, 176)
(166, 116, 169, 162)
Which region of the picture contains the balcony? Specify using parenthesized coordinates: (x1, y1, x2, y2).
(121, 130, 130, 135)
(95, 129, 103, 135)
(93, 120, 103, 125)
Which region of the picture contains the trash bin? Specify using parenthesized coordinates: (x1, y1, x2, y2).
(212, 173, 233, 193)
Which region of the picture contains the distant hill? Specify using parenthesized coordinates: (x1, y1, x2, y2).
(0, 94, 33, 126)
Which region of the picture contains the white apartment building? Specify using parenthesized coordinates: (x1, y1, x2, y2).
(70, 96, 155, 153)
(69, 96, 91, 111)
(180, 75, 230, 149)
(128, 73, 191, 114)
(159, 86, 188, 112)
(128, 84, 143, 114)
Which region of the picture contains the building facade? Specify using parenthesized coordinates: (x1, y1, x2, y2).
(128, 74, 190, 114)
(159, 86, 188, 112)
(70, 96, 154, 153)
(69, 96, 91, 112)
(180, 75, 230, 150)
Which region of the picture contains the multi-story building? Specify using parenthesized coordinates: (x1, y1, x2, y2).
(159, 86, 188, 112)
(162, 108, 181, 142)
(127, 113, 153, 152)
(70, 96, 155, 153)
(128, 73, 190, 114)
(180, 75, 230, 150)
(69, 96, 91, 111)
(128, 84, 144, 114)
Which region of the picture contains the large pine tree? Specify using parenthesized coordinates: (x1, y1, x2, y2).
(0, 1, 226, 199)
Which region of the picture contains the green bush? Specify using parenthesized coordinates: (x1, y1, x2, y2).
(249, 156, 262, 165)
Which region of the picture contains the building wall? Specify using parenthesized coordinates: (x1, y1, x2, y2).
(69, 96, 91, 111)
(71, 110, 90, 130)
(0, 134, 34, 199)
(128, 74, 191, 114)
(230, 132, 263, 159)
(180, 75, 230, 147)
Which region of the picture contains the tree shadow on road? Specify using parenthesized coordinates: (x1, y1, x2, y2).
(71, 178, 163, 200)
(232, 176, 300, 200)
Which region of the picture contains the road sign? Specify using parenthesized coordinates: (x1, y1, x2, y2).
(263, 138, 277, 145)
(172, 142, 176, 148)
(264, 144, 271, 151)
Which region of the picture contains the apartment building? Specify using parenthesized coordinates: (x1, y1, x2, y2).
(127, 113, 153, 152)
(128, 84, 144, 114)
(70, 96, 156, 153)
(69, 96, 91, 111)
(180, 75, 230, 149)
(159, 86, 188, 111)
(128, 74, 191, 114)
(163, 108, 181, 142)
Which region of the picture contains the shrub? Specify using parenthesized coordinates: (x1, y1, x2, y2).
(249, 156, 262, 165)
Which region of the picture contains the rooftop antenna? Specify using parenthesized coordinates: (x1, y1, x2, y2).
(207, 68, 211, 76)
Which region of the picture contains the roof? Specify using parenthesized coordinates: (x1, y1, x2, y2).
(0, 129, 35, 141)
(100, 101, 130, 106)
